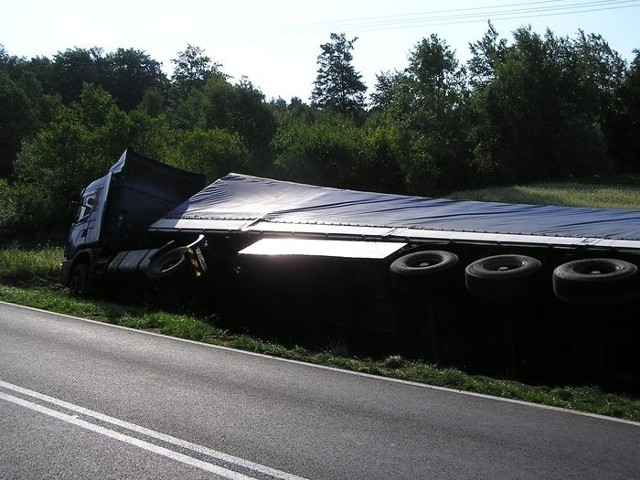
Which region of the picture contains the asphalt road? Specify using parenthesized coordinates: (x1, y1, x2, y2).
(1, 301, 639, 479)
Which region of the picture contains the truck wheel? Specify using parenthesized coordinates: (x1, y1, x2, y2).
(147, 247, 189, 281)
(69, 263, 91, 297)
(553, 258, 639, 305)
(389, 250, 459, 294)
(465, 254, 542, 300)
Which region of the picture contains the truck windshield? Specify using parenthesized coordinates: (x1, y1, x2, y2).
(76, 190, 99, 221)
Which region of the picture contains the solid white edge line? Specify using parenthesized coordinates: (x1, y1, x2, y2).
(0, 379, 308, 480)
(0, 391, 255, 480)
(2, 299, 639, 427)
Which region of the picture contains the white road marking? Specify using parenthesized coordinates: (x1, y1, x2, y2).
(0, 391, 253, 480)
(0, 380, 308, 480)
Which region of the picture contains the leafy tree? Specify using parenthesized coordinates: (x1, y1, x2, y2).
(0, 177, 17, 233)
(169, 74, 276, 173)
(369, 70, 404, 111)
(609, 50, 640, 171)
(357, 123, 406, 193)
(202, 76, 275, 169)
(370, 35, 471, 194)
(468, 26, 611, 184)
(0, 45, 24, 77)
(467, 22, 507, 88)
(48, 47, 107, 103)
(0, 49, 53, 178)
(13, 84, 133, 233)
(269, 96, 317, 131)
(0, 71, 33, 177)
(137, 88, 166, 117)
(171, 45, 222, 92)
(165, 127, 249, 182)
(104, 48, 168, 111)
(273, 114, 362, 187)
(311, 33, 367, 117)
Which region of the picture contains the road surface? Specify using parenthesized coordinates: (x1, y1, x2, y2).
(1, 300, 639, 479)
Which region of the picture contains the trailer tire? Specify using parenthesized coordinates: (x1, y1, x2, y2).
(69, 263, 91, 297)
(147, 247, 189, 282)
(390, 250, 459, 294)
(465, 254, 542, 299)
(553, 258, 639, 305)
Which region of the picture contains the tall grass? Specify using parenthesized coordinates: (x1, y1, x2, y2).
(449, 181, 640, 210)
(0, 246, 64, 287)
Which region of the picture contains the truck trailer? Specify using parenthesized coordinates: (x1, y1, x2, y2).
(62, 150, 640, 389)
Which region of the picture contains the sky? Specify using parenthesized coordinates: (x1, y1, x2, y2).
(2, 0, 639, 102)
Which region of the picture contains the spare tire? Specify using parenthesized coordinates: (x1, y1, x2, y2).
(389, 250, 459, 294)
(553, 258, 639, 305)
(147, 247, 190, 282)
(465, 254, 542, 299)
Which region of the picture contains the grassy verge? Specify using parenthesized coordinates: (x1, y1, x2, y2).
(449, 178, 640, 210)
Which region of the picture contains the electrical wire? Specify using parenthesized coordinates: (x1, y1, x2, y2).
(207, 0, 640, 43)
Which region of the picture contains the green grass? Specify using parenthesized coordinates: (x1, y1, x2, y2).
(2, 178, 640, 422)
(0, 246, 64, 287)
(449, 179, 640, 210)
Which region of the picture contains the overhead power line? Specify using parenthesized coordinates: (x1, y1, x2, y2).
(208, 0, 640, 43)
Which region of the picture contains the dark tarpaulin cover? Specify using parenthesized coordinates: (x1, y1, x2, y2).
(152, 173, 640, 242)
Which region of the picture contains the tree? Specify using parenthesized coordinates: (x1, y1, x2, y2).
(369, 70, 403, 111)
(165, 127, 249, 182)
(13, 84, 134, 233)
(468, 26, 612, 184)
(49, 47, 107, 103)
(273, 114, 362, 187)
(168, 74, 276, 173)
(0, 71, 31, 177)
(311, 33, 367, 117)
(608, 50, 640, 171)
(369, 35, 471, 194)
(104, 48, 167, 112)
(171, 44, 222, 92)
(467, 22, 507, 88)
(0, 49, 51, 178)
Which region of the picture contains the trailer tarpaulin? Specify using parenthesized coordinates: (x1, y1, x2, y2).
(149, 174, 640, 248)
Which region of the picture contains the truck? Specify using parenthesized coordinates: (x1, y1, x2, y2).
(61, 150, 208, 300)
(62, 149, 640, 390)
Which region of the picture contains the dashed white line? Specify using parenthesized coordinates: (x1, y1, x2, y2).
(0, 380, 308, 480)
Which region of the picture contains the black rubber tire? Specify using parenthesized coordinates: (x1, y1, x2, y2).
(69, 263, 90, 297)
(465, 254, 542, 299)
(147, 247, 189, 281)
(553, 258, 639, 305)
(389, 250, 459, 294)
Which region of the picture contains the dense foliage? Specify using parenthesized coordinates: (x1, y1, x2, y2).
(0, 24, 638, 242)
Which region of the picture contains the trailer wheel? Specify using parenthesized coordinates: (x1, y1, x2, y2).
(147, 247, 189, 282)
(465, 254, 542, 299)
(69, 263, 90, 297)
(389, 250, 459, 294)
(553, 258, 639, 305)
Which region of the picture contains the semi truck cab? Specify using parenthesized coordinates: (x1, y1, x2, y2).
(61, 150, 207, 296)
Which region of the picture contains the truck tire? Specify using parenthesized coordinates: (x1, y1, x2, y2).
(465, 254, 542, 300)
(69, 263, 91, 297)
(147, 247, 189, 282)
(553, 258, 639, 305)
(389, 250, 459, 294)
